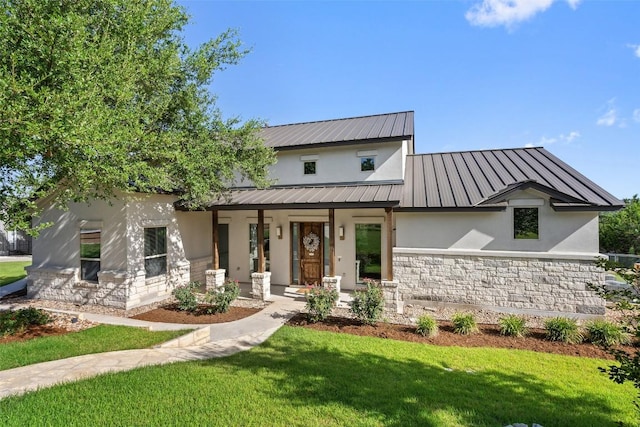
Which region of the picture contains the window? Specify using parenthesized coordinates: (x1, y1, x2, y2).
(514, 208, 539, 239)
(304, 161, 316, 175)
(249, 224, 270, 273)
(80, 229, 101, 281)
(355, 224, 382, 282)
(360, 157, 375, 171)
(144, 227, 167, 277)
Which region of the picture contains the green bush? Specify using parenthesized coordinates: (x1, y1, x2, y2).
(544, 317, 583, 344)
(172, 282, 200, 312)
(350, 279, 384, 325)
(205, 279, 240, 314)
(499, 314, 528, 337)
(585, 319, 630, 347)
(416, 314, 438, 337)
(305, 286, 339, 323)
(0, 307, 51, 336)
(451, 312, 478, 335)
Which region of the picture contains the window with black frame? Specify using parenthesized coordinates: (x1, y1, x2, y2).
(144, 227, 167, 277)
(80, 228, 101, 281)
(514, 208, 539, 239)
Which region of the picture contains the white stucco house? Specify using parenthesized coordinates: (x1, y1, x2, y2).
(27, 111, 623, 314)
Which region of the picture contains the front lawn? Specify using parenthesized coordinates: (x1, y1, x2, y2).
(0, 326, 635, 426)
(0, 325, 189, 371)
(0, 261, 30, 287)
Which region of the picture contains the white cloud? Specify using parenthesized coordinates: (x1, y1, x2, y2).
(628, 44, 640, 58)
(466, 0, 581, 28)
(634, 109, 640, 123)
(528, 130, 580, 147)
(597, 100, 618, 127)
(560, 131, 580, 142)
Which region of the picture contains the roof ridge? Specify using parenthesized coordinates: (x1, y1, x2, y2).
(264, 111, 414, 129)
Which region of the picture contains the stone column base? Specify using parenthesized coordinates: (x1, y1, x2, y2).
(251, 272, 271, 301)
(322, 276, 342, 294)
(205, 269, 226, 291)
(381, 280, 402, 314)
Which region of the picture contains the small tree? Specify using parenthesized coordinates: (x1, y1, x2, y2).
(589, 258, 640, 410)
(600, 196, 640, 255)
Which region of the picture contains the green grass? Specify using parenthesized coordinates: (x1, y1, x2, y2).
(0, 261, 31, 287)
(0, 326, 635, 426)
(0, 325, 189, 371)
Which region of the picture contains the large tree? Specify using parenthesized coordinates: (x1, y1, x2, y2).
(0, 0, 275, 233)
(600, 196, 640, 255)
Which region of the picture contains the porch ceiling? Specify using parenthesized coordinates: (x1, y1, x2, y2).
(176, 183, 403, 211)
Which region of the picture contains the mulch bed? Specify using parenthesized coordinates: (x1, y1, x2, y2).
(287, 313, 632, 360)
(130, 304, 262, 324)
(0, 325, 70, 344)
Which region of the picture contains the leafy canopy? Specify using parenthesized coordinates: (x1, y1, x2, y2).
(600, 195, 640, 255)
(0, 0, 275, 233)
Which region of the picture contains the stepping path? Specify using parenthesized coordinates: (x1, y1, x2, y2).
(0, 295, 304, 400)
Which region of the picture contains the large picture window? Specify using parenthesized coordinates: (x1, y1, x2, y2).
(145, 227, 167, 277)
(80, 229, 101, 281)
(355, 223, 381, 282)
(514, 208, 539, 239)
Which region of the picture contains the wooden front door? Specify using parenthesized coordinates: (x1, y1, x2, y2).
(300, 222, 323, 285)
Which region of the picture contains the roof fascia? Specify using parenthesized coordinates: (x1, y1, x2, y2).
(477, 181, 591, 207)
(272, 136, 411, 152)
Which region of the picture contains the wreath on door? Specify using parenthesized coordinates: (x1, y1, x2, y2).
(302, 232, 320, 253)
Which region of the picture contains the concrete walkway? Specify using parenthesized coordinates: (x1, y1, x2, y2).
(0, 294, 304, 400)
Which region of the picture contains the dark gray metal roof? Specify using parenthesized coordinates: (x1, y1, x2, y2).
(260, 111, 414, 150)
(400, 147, 623, 211)
(189, 183, 403, 211)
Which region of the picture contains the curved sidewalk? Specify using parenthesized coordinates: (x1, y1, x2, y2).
(0, 295, 304, 400)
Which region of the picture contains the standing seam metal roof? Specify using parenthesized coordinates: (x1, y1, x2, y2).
(260, 111, 414, 149)
(400, 147, 623, 210)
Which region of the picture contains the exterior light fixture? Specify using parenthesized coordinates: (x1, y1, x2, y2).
(276, 226, 282, 239)
(339, 226, 345, 240)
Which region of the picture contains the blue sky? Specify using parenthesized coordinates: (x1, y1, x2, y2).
(177, 0, 639, 199)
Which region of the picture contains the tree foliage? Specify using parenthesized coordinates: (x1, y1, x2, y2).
(600, 196, 640, 255)
(0, 0, 275, 233)
(589, 258, 640, 411)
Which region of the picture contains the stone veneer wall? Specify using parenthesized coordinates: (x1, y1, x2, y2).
(189, 257, 211, 285)
(393, 248, 606, 315)
(27, 267, 128, 308)
(27, 261, 191, 310)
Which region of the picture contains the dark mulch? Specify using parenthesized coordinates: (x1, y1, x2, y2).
(130, 304, 261, 324)
(287, 313, 632, 360)
(0, 325, 69, 344)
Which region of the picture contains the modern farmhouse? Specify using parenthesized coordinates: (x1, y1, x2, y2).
(27, 111, 623, 314)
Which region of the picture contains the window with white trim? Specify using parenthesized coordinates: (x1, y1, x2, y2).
(144, 227, 167, 277)
(80, 228, 101, 281)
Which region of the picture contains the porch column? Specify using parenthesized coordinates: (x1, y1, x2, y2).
(257, 209, 265, 273)
(381, 207, 401, 314)
(206, 209, 225, 291)
(252, 209, 270, 300)
(385, 207, 393, 281)
(322, 208, 341, 294)
(329, 208, 335, 277)
(212, 209, 219, 270)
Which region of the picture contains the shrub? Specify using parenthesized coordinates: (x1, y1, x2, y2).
(350, 279, 384, 325)
(305, 286, 339, 323)
(416, 314, 438, 337)
(173, 282, 200, 312)
(544, 317, 583, 344)
(499, 314, 528, 337)
(585, 319, 630, 347)
(0, 307, 51, 336)
(451, 312, 478, 335)
(205, 279, 241, 314)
